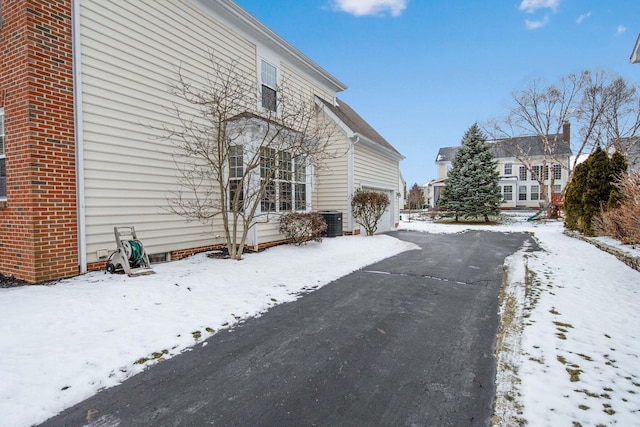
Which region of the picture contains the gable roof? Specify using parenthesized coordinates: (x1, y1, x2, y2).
(317, 97, 403, 160)
(631, 33, 640, 64)
(436, 134, 572, 163)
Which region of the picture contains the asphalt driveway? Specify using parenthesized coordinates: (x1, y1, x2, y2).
(41, 230, 538, 427)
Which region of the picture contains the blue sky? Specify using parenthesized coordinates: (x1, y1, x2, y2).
(234, 0, 640, 186)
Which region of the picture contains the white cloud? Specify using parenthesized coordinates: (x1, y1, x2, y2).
(616, 24, 627, 35)
(525, 16, 549, 30)
(330, 0, 408, 17)
(519, 0, 559, 13)
(576, 11, 591, 24)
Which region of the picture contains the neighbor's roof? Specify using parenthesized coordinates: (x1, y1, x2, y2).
(318, 97, 403, 159)
(435, 134, 572, 162)
(631, 33, 640, 64)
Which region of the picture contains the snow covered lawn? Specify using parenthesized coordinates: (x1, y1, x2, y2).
(400, 213, 640, 426)
(0, 235, 417, 427)
(1, 214, 638, 426)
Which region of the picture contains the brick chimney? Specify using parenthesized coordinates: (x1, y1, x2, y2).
(563, 121, 570, 143)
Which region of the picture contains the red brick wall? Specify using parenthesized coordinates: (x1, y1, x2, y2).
(0, 1, 77, 283)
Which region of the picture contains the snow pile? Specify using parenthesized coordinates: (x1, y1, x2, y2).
(0, 235, 417, 427)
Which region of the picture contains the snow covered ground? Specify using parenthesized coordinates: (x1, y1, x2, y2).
(1, 214, 638, 426)
(401, 213, 640, 426)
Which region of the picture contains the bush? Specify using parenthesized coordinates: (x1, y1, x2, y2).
(594, 171, 640, 244)
(351, 190, 390, 236)
(279, 212, 327, 245)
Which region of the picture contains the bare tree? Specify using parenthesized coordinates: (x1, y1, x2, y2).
(600, 77, 640, 160)
(488, 73, 584, 204)
(407, 183, 425, 210)
(487, 70, 640, 203)
(160, 53, 339, 259)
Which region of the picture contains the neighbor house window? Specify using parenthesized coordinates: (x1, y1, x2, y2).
(503, 185, 513, 201)
(260, 59, 277, 112)
(530, 185, 540, 201)
(0, 109, 5, 200)
(229, 145, 244, 211)
(518, 186, 527, 201)
(519, 166, 527, 181)
(553, 184, 562, 193)
(503, 163, 512, 176)
(544, 165, 549, 180)
(532, 165, 542, 181)
(553, 164, 562, 180)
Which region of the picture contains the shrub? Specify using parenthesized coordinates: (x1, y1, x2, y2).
(351, 190, 390, 236)
(279, 212, 327, 245)
(594, 171, 640, 244)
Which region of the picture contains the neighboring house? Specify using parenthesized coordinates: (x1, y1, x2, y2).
(316, 98, 404, 234)
(0, 0, 403, 283)
(431, 126, 572, 208)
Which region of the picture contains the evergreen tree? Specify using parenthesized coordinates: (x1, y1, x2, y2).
(564, 148, 628, 235)
(607, 151, 628, 209)
(439, 123, 502, 222)
(583, 147, 611, 235)
(564, 161, 587, 231)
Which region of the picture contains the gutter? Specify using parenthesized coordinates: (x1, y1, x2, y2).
(72, 0, 87, 273)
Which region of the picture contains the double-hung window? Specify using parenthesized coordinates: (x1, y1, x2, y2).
(503, 185, 513, 201)
(229, 145, 244, 211)
(518, 185, 527, 201)
(519, 166, 527, 181)
(260, 147, 277, 212)
(532, 165, 542, 181)
(553, 164, 562, 180)
(294, 157, 306, 211)
(503, 163, 512, 176)
(530, 185, 540, 201)
(0, 109, 5, 200)
(260, 60, 277, 112)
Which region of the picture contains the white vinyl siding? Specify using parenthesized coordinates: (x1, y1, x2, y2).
(353, 144, 400, 233)
(78, 1, 339, 262)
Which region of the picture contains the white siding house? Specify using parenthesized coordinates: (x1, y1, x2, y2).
(432, 129, 572, 209)
(317, 98, 404, 234)
(72, 0, 403, 269)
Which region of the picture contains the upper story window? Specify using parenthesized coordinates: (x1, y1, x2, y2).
(519, 166, 527, 181)
(0, 109, 6, 200)
(260, 59, 277, 112)
(532, 165, 542, 181)
(553, 164, 562, 180)
(503, 163, 512, 176)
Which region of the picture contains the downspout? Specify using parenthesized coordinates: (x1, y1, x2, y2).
(72, 0, 87, 273)
(347, 135, 358, 231)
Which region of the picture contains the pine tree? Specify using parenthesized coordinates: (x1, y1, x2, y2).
(607, 151, 628, 209)
(439, 123, 502, 222)
(564, 161, 587, 231)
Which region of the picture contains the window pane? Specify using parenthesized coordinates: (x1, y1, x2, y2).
(279, 182, 292, 211)
(279, 151, 292, 181)
(295, 183, 306, 210)
(261, 85, 276, 111)
(261, 179, 276, 212)
(504, 163, 512, 175)
(295, 157, 306, 182)
(261, 60, 277, 88)
(260, 148, 276, 178)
